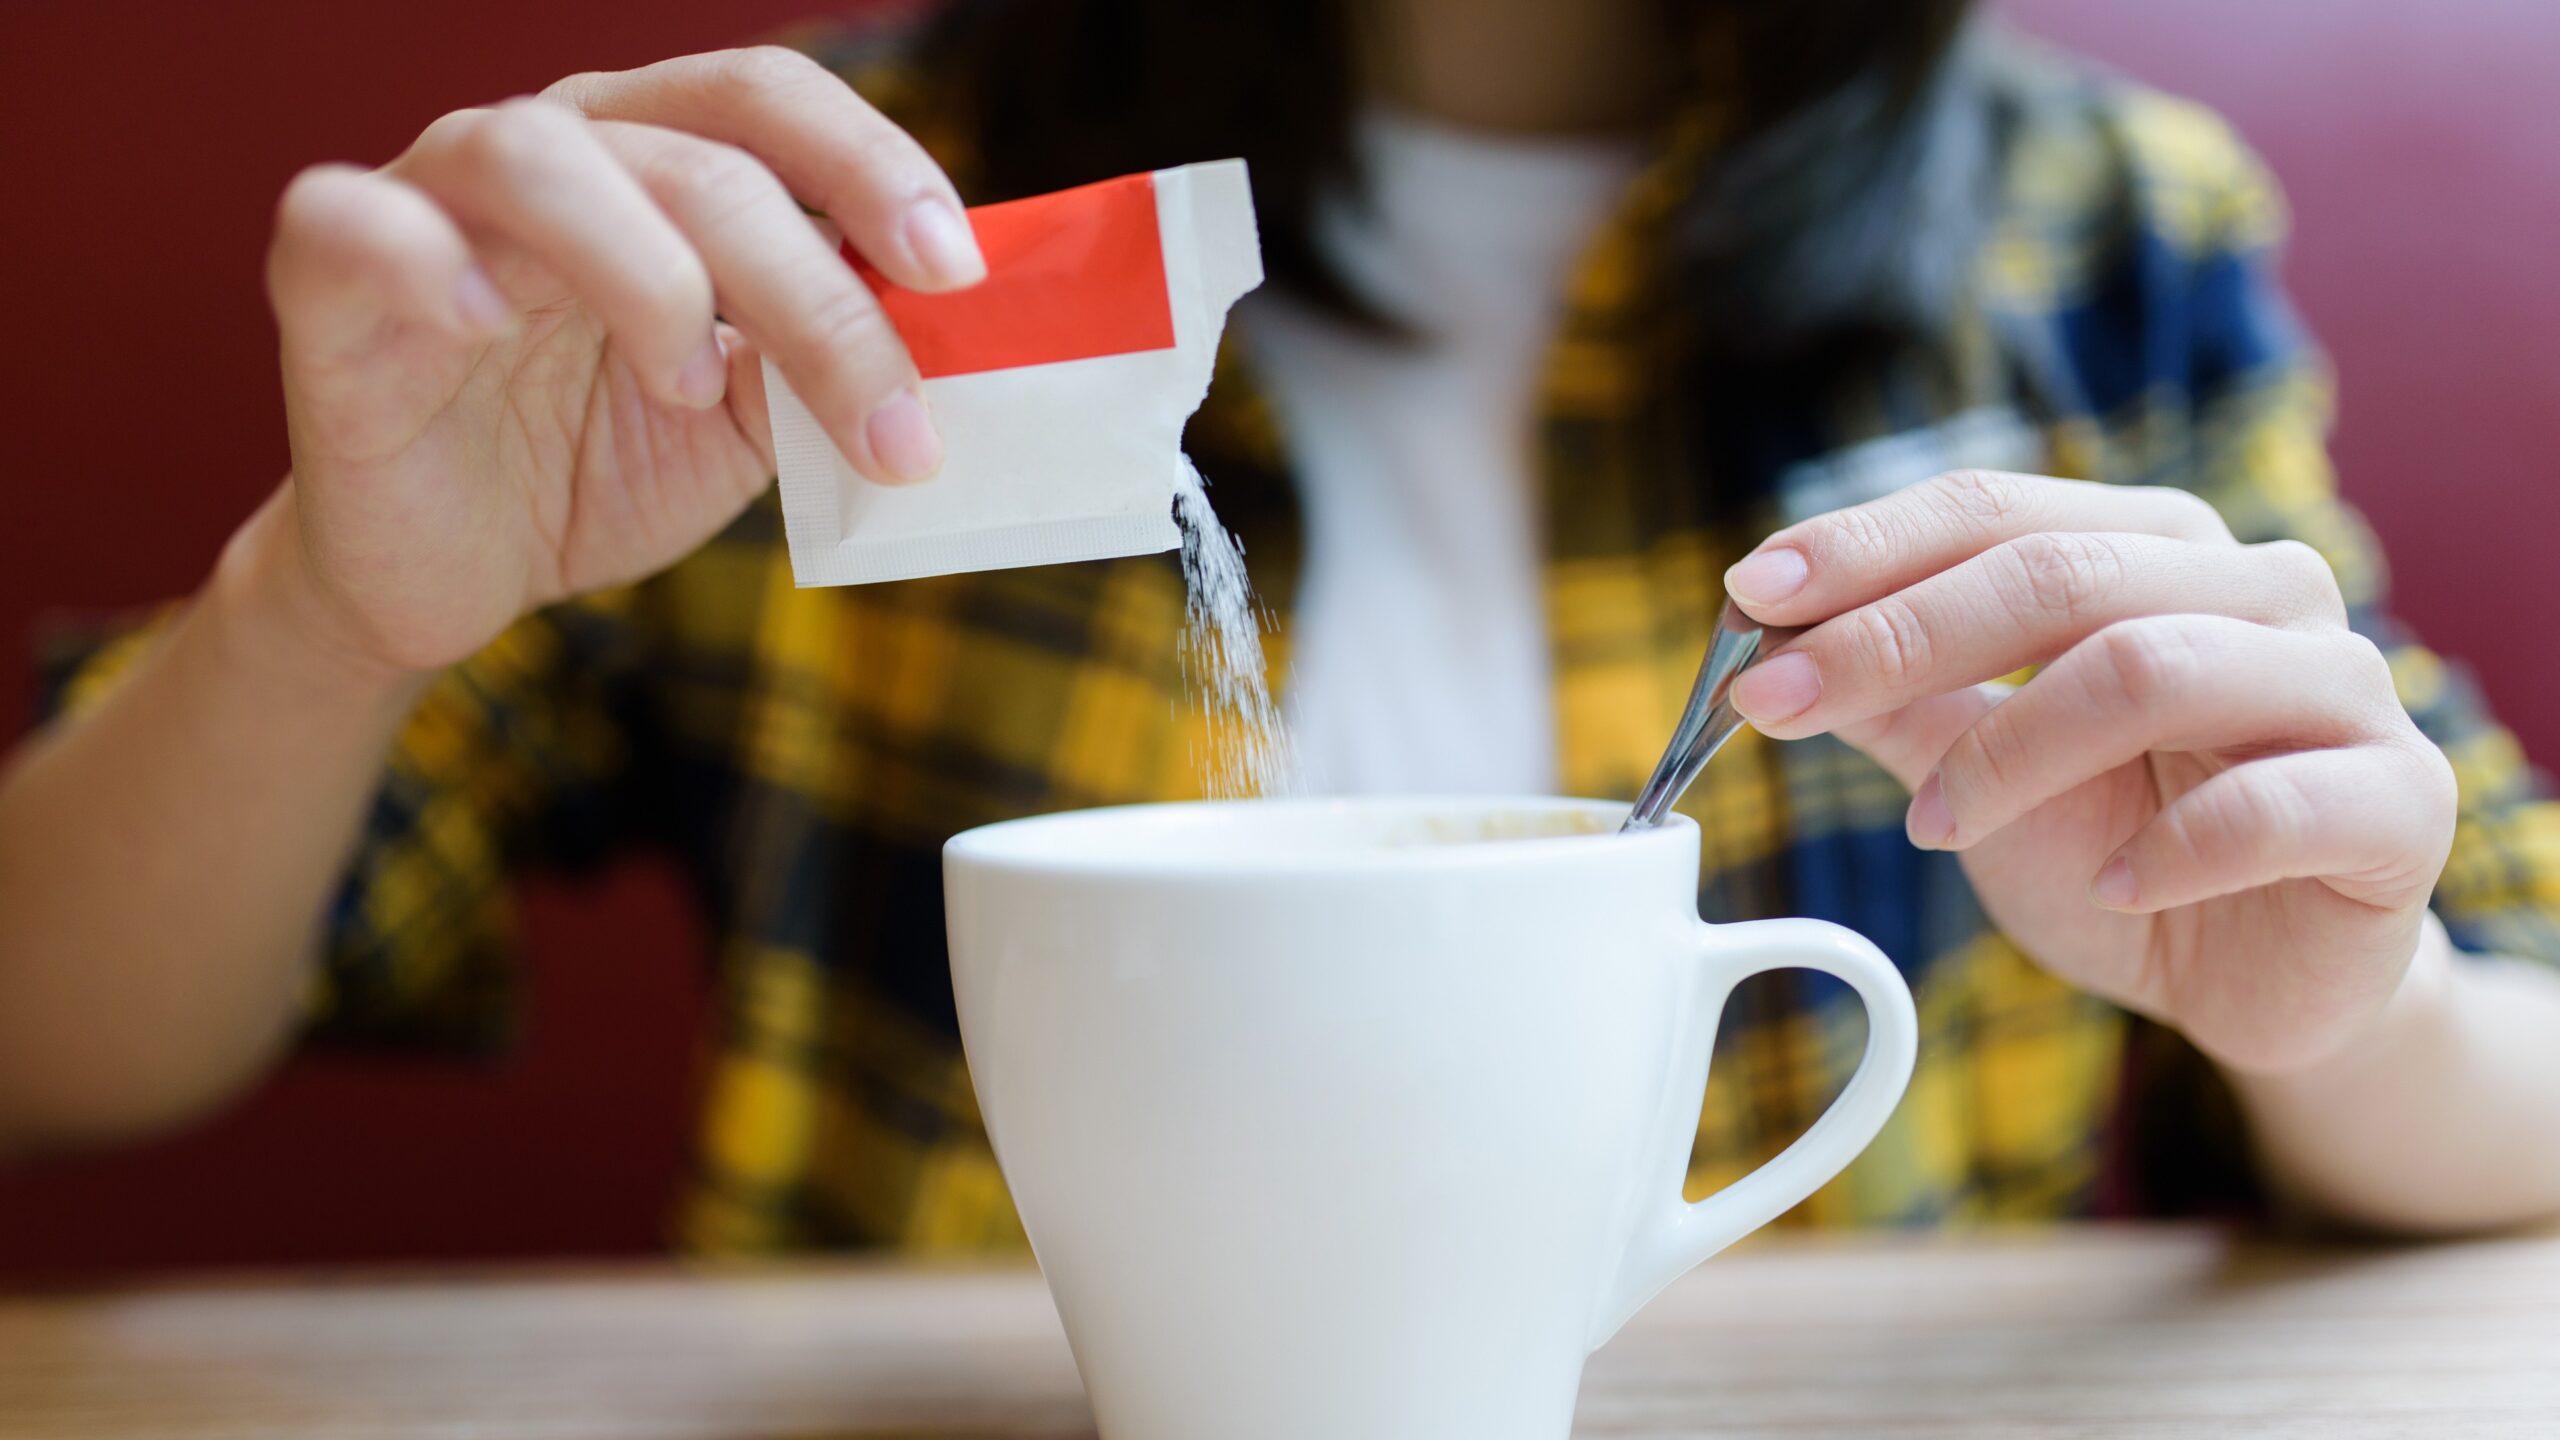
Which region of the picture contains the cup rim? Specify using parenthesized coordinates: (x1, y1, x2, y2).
(943, 795, 1693, 877)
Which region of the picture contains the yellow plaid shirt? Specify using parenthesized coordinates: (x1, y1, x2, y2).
(51, 25, 2560, 1254)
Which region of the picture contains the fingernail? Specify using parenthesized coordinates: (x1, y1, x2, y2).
(2091, 857, 2138, 910)
(1725, 546, 1809, 606)
(1907, 773, 1955, 849)
(676, 334, 728, 409)
(1731, 650, 1821, 724)
(901, 197, 986, 289)
(865, 387, 942, 482)
(453, 265, 512, 333)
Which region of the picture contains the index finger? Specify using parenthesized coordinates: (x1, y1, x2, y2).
(1730, 531, 2340, 739)
(546, 46, 985, 293)
(1723, 470, 2234, 627)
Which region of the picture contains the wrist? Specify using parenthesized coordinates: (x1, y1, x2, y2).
(2224, 913, 2458, 1094)
(197, 482, 438, 713)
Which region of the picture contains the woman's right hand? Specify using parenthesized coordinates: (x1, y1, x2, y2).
(251, 46, 981, 678)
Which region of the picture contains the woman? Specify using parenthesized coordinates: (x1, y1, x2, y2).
(3, 0, 2556, 1253)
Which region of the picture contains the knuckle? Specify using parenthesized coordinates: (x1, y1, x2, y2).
(2330, 631, 2423, 739)
(494, 92, 575, 128)
(458, 100, 574, 174)
(2390, 728, 2457, 801)
(2329, 629, 2397, 693)
(269, 167, 400, 288)
(274, 163, 362, 231)
(634, 251, 716, 326)
(2004, 530, 2125, 620)
(1848, 597, 1934, 688)
(717, 44, 825, 96)
(840, 127, 935, 198)
(1930, 468, 2031, 529)
(1803, 500, 1895, 572)
(2412, 740, 2461, 833)
(540, 70, 608, 109)
(2255, 539, 2347, 623)
(2088, 618, 2189, 708)
(410, 107, 483, 164)
(2155, 486, 2232, 541)
(650, 138, 777, 226)
(2256, 536, 2327, 575)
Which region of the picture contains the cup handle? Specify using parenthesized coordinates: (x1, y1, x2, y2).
(1587, 917, 1919, 1348)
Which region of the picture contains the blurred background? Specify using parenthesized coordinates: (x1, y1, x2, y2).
(0, 0, 2552, 1280)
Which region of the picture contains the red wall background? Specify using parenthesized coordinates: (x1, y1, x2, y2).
(0, 0, 2554, 1279)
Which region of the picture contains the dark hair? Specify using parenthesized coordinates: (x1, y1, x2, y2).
(921, 0, 1987, 494)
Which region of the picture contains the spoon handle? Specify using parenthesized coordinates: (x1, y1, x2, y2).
(1622, 600, 1802, 831)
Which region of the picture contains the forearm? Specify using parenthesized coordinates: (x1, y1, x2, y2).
(0, 489, 428, 1152)
(2226, 913, 2560, 1235)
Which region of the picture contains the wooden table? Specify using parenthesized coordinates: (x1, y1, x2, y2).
(4, 1226, 2555, 1438)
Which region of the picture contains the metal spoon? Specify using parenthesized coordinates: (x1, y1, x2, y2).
(1622, 599, 1803, 831)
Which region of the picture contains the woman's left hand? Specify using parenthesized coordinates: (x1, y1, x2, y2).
(1722, 470, 2457, 1076)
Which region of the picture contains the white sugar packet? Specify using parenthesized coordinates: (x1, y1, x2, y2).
(766, 159, 1263, 586)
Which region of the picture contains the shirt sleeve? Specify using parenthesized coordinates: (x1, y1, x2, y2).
(36, 586, 661, 1053)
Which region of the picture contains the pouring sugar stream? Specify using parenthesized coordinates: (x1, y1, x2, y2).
(763, 158, 1295, 796)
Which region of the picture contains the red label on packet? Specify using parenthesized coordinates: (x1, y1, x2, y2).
(848, 171, 1177, 378)
(769, 159, 1260, 587)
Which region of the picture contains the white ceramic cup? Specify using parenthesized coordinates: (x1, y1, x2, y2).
(945, 796, 1917, 1440)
